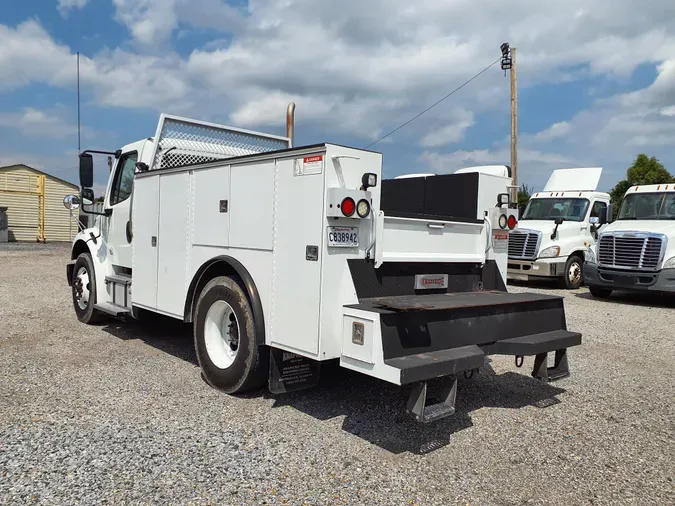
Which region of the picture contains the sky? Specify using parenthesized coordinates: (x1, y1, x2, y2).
(0, 0, 674, 196)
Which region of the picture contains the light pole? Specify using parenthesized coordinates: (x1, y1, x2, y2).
(501, 43, 518, 204)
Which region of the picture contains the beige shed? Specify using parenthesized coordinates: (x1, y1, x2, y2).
(0, 164, 79, 242)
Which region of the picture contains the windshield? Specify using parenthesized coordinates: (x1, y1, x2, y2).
(618, 192, 675, 220)
(521, 198, 589, 222)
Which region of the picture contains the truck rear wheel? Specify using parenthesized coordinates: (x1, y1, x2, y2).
(589, 285, 612, 298)
(562, 254, 583, 289)
(71, 252, 103, 324)
(193, 276, 268, 394)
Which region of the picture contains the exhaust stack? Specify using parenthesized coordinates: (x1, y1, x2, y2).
(286, 102, 295, 147)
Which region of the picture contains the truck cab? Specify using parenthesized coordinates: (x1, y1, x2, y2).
(584, 184, 675, 297)
(507, 167, 612, 289)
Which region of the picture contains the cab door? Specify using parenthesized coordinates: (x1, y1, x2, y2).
(105, 151, 138, 268)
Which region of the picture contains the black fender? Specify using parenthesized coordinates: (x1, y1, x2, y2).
(184, 256, 266, 345)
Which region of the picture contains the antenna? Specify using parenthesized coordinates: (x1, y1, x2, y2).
(77, 52, 81, 154)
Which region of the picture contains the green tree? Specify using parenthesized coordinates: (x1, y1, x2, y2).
(517, 183, 533, 215)
(609, 154, 673, 218)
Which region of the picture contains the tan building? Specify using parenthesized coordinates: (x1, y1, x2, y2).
(0, 164, 79, 242)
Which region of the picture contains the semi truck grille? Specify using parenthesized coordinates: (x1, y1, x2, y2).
(597, 233, 666, 271)
(508, 230, 541, 260)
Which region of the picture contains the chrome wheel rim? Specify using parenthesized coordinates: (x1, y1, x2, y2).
(204, 300, 239, 369)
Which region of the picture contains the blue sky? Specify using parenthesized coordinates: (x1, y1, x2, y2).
(1, 0, 674, 196)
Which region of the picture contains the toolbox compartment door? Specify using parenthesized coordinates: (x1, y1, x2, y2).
(375, 213, 486, 266)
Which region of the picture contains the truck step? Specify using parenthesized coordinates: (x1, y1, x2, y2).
(492, 329, 581, 356)
(104, 273, 132, 286)
(406, 377, 458, 423)
(94, 302, 130, 316)
(385, 345, 485, 385)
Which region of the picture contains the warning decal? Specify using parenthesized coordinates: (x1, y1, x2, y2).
(493, 230, 509, 250)
(294, 155, 324, 176)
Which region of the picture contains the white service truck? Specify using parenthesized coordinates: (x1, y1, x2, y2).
(65, 110, 582, 423)
(507, 168, 612, 289)
(584, 183, 675, 297)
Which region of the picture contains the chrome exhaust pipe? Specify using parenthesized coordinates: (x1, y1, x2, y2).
(286, 102, 295, 147)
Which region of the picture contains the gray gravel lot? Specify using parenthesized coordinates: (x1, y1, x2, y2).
(1, 243, 673, 505)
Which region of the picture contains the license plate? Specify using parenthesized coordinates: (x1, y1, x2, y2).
(327, 227, 358, 247)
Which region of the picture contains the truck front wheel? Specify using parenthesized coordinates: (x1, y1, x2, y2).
(193, 276, 268, 394)
(563, 254, 583, 289)
(71, 252, 103, 324)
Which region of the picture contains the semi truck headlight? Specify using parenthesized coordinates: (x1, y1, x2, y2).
(539, 246, 561, 258)
(663, 256, 675, 269)
(584, 249, 596, 264)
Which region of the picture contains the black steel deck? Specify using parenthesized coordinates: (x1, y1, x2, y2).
(346, 290, 563, 314)
(347, 290, 570, 361)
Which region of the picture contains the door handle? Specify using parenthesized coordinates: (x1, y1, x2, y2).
(427, 223, 445, 229)
(151, 236, 157, 247)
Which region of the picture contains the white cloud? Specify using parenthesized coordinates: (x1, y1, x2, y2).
(57, 0, 89, 17)
(0, 108, 81, 139)
(532, 121, 572, 142)
(1, 0, 675, 190)
(420, 110, 475, 147)
(112, 0, 245, 46)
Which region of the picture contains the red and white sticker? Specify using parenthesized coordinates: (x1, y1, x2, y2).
(493, 230, 509, 250)
(294, 155, 324, 176)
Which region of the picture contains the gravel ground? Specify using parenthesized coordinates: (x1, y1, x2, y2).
(1, 243, 673, 505)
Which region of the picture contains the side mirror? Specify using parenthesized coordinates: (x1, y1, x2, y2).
(79, 153, 94, 188)
(63, 194, 81, 211)
(606, 204, 613, 223)
(81, 188, 95, 206)
(589, 216, 599, 225)
(554, 217, 564, 225)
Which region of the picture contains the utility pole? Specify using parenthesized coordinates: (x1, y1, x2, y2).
(500, 43, 518, 203)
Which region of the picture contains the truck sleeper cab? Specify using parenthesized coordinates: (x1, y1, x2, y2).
(66, 113, 582, 423)
(584, 184, 675, 297)
(507, 167, 612, 289)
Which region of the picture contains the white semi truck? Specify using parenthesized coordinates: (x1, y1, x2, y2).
(507, 168, 612, 289)
(65, 108, 582, 423)
(584, 183, 675, 297)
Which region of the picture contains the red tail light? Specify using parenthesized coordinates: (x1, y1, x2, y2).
(341, 197, 355, 217)
(507, 215, 517, 230)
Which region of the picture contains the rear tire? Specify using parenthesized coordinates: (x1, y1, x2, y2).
(71, 252, 103, 324)
(193, 276, 268, 394)
(589, 285, 612, 298)
(562, 254, 583, 289)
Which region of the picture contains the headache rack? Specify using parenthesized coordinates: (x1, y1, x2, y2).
(149, 114, 292, 171)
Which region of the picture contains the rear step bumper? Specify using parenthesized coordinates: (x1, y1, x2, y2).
(384, 329, 581, 385)
(340, 291, 582, 423)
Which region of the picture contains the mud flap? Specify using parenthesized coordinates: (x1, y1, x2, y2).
(268, 348, 321, 394)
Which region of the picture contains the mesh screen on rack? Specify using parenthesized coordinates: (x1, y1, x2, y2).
(152, 117, 290, 170)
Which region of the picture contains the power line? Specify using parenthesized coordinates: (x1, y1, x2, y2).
(364, 57, 502, 149)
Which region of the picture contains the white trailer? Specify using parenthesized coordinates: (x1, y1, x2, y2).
(66, 109, 581, 423)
